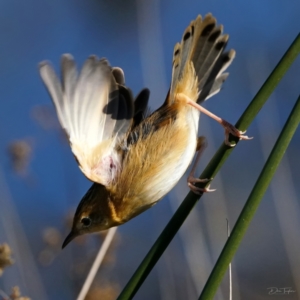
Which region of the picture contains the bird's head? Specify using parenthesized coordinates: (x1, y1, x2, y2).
(62, 183, 118, 248)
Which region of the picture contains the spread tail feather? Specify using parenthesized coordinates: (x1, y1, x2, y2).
(169, 14, 235, 105)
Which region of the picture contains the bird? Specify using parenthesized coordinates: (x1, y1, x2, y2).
(39, 13, 251, 248)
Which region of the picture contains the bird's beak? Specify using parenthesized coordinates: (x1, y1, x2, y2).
(62, 230, 78, 249)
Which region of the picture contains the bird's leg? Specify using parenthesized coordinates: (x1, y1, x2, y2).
(176, 93, 253, 147)
(188, 137, 215, 195)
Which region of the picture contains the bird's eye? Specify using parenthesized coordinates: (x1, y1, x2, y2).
(81, 217, 91, 227)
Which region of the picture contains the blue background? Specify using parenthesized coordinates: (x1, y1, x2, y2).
(0, 1, 300, 299)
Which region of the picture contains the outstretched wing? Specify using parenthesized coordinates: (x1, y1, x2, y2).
(39, 54, 134, 186)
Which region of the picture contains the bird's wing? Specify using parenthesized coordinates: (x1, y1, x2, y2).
(132, 88, 150, 128)
(39, 54, 134, 186)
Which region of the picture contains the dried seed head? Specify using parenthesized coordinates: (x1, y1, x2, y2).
(10, 286, 30, 300)
(0, 243, 14, 276)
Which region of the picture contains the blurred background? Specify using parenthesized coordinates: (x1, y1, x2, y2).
(0, 0, 300, 299)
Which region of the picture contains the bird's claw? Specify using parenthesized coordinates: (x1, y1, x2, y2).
(222, 120, 253, 147)
(187, 176, 215, 195)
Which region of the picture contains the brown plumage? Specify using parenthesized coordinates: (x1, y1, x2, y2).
(39, 14, 249, 248)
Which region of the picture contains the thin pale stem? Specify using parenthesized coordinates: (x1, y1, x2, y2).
(77, 227, 117, 300)
(227, 220, 232, 300)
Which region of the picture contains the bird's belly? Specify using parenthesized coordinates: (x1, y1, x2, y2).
(154, 138, 196, 200)
(144, 110, 199, 203)
(115, 107, 200, 222)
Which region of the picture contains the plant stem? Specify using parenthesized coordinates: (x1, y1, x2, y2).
(77, 227, 117, 300)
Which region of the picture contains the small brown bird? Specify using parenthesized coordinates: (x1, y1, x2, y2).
(39, 14, 250, 248)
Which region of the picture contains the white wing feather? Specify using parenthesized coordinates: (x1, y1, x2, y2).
(39, 54, 132, 186)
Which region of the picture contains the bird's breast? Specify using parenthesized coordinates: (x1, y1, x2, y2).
(112, 106, 200, 221)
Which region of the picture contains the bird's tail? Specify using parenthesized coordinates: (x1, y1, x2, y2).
(169, 14, 235, 105)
